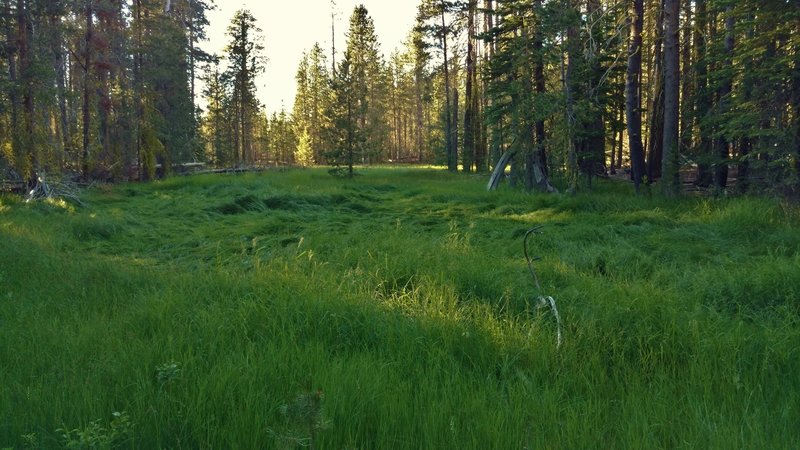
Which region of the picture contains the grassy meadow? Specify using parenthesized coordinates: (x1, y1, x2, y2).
(1, 167, 799, 448)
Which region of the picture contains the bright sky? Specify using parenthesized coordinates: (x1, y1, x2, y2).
(203, 1, 418, 114)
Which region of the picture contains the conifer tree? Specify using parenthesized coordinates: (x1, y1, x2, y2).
(224, 9, 265, 167)
(343, 5, 388, 162)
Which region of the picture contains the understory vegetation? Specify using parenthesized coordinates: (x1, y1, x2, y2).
(1, 167, 798, 448)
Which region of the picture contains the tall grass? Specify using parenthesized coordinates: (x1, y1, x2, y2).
(1, 168, 798, 448)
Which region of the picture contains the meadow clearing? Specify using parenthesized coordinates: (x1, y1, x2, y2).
(1, 167, 798, 448)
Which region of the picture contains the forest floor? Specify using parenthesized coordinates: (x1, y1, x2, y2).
(1, 167, 798, 448)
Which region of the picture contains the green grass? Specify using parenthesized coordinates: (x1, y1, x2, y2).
(1, 167, 798, 449)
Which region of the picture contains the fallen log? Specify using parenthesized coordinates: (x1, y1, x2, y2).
(487, 149, 518, 191)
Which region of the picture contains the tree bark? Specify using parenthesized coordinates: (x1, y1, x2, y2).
(5, 0, 20, 175)
(82, 1, 93, 180)
(662, 0, 681, 195)
(564, 1, 579, 192)
(440, 2, 455, 171)
(463, 0, 477, 173)
(452, 51, 460, 171)
(713, 6, 734, 190)
(647, 0, 665, 182)
(694, 0, 712, 187)
(679, 0, 692, 156)
(484, 0, 500, 169)
(17, 0, 35, 181)
(584, 0, 605, 188)
(794, 5, 800, 189)
(626, 0, 646, 192)
(50, 12, 70, 164)
(530, 0, 553, 192)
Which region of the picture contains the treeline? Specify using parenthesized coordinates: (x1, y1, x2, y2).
(0, 0, 215, 183)
(279, 0, 800, 194)
(3, 1, 798, 196)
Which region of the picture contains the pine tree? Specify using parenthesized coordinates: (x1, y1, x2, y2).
(417, 0, 461, 171)
(626, 0, 647, 192)
(292, 43, 332, 165)
(201, 56, 233, 166)
(224, 9, 265, 167)
(326, 51, 362, 177)
(662, 0, 681, 194)
(343, 5, 388, 163)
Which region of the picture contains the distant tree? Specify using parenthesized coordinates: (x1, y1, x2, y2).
(342, 5, 388, 162)
(269, 108, 296, 165)
(326, 52, 362, 177)
(201, 56, 233, 166)
(661, 0, 681, 195)
(224, 9, 265, 167)
(292, 43, 332, 165)
(417, 0, 461, 171)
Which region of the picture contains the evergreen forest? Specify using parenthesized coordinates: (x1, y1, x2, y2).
(0, 1, 799, 195)
(1, 1, 800, 449)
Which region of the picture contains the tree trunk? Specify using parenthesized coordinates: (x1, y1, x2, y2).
(679, 0, 693, 155)
(452, 52, 460, 171)
(713, 6, 734, 190)
(17, 0, 34, 181)
(530, 0, 553, 192)
(5, 0, 20, 175)
(49, 13, 70, 164)
(647, 0, 665, 182)
(440, 2, 455, 171)
(616, 105, 624, 172)
(584, 0, 605, 188)
(564, 2, 579, 192)
(626, 0, 646, 192)
(484, 0, 500, 169)
(794, 5, 800, 190)
(415, 58, 424, 163)
(188, 6, 196, 116)
(662, 0, 681, 195)
(694, 0, 712, 187)
(463, 0, 477, 173)
(82, 1, 93, 180)
(134, 0, 143, 180)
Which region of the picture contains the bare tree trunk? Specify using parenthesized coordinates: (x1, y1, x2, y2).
(713, 6, 734, 190)
(331, 0, 336, 77)
(49, 13, 70, 165)
(679, 0, 693, 155)
(662, 0, 681, 195)
(616, 105, 624, 172)
(530, 0, 553, 192)
(647, 0, 665, 182)
(793, 5, 800, 190)
(452, 52, 460, 171)
(463, 0, 477, 173)
(440, 2, 455, 171)
(5, 0, 20, 175)
(694, 0, 712, 187)
(82, 1, 93, 180)
(415, 57, 424, 163)
(565, 15, 579, 193)
(584, 0, 605, 189)
(626, 0, 646, 192)
(17, 0, 35, 181)
(484, 0, 500, 169)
